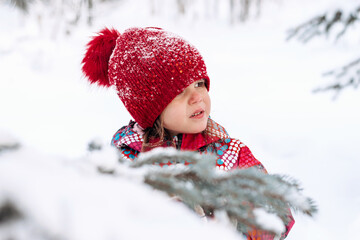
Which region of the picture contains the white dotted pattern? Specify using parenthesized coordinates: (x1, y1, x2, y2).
(117, 133, 143, 147)
(120, 151, 130, 160)
(216, 139, 244, 171)
(208, 128, 228, 140)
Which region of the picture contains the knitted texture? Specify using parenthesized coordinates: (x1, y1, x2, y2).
(82, 27, 210, 129)
(82, 28, 120, 87)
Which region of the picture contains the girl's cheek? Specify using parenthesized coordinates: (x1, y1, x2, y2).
(159, 109, 169, 124)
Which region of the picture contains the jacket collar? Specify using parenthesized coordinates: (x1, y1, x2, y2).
(114, 118, 229, 152)
(180, 118, 229, 151)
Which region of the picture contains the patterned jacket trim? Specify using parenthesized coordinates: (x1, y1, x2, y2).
(111, 118, 262, 171)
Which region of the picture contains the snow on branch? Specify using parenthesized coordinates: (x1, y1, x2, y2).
(0, 134, 317, 239)
(0, 141, 243, 240)
(130, 148, 317, 237)
(0, 130, 20, 153)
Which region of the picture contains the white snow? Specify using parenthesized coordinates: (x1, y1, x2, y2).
(87, 144, 119, 172)
(0, 129, 19, 147)
(253, 208, 285, 236)
(1, 0, 360, 239)
(0, 147, 241, 240)
(138, 147, 179, 160)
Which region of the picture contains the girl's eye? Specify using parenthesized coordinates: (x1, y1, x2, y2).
(195, 80, 205, 88)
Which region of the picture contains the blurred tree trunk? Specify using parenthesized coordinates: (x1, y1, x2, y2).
(230, 0, 262, 24)
(230, 0, 235, 24)
(177, 0, 186, 15)
(256, 0, 262, 17)
(87, 0, 93, 26)
(150, 0, 156, 15)
(8, 0, 30, 13)
(239, 0, 249, 22)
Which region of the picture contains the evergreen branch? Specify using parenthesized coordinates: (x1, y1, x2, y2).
(287, 6, 360, 95)
(286, 15, 326, 42)
(0, 143, 20, 153)
(133, 148, 317, 236)
(325, 11, 342, 35)
(131, 148, 201, 168)
(287, 6, 360, 43)
(336, 13, 358, 41)
(313, 57, 360, 97)
(7, 0, 33, 13)
(0, 200, 22, 224)
(0, 135, 20, 153)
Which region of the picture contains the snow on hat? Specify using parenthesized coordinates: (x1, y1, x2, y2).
(82, 27, 210, 129)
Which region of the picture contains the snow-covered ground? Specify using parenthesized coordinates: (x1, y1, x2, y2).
(1, 0, 360, 239)
(0, 143, 244, 240)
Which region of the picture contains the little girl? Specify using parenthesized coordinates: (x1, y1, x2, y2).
(82, 27, 294, 239)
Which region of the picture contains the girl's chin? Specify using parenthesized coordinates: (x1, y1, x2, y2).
(168, 120, 208, 135)
(188, 124, 208, 134)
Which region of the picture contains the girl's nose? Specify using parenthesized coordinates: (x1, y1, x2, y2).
(189, 90, 203, 105)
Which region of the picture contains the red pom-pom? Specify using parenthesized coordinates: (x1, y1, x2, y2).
(82, 28, 120, 87)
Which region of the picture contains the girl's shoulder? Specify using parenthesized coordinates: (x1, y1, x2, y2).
(205, 137, 263, 171)
(111, 120, 143, 152)
(204, 119, 265, 171)
(111, 120, 143, 161)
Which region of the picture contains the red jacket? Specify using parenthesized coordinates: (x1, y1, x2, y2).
(111, 118, 294, 239)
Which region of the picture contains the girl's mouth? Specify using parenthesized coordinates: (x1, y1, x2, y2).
(190, 110, 205, 119)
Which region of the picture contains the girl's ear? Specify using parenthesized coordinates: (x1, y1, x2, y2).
(82, 28, 120, 87)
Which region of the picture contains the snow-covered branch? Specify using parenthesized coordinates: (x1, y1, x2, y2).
(131, 148, 317, 237)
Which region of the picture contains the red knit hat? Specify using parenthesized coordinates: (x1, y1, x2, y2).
(82, 27, 210, 129)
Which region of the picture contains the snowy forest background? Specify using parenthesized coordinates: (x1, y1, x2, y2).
(1, 0, 360, 239)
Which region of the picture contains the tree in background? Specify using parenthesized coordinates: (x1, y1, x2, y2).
(6, 0, 94, 36)
(287, 6, 360, 96)
(6, 0, 31, 12)
(149, 0, 264, 23)
(230, 0, 262, 23)
(6, 0, 269, 33)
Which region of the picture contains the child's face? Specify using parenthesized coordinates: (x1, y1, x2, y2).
(160, 79, 211, 136)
